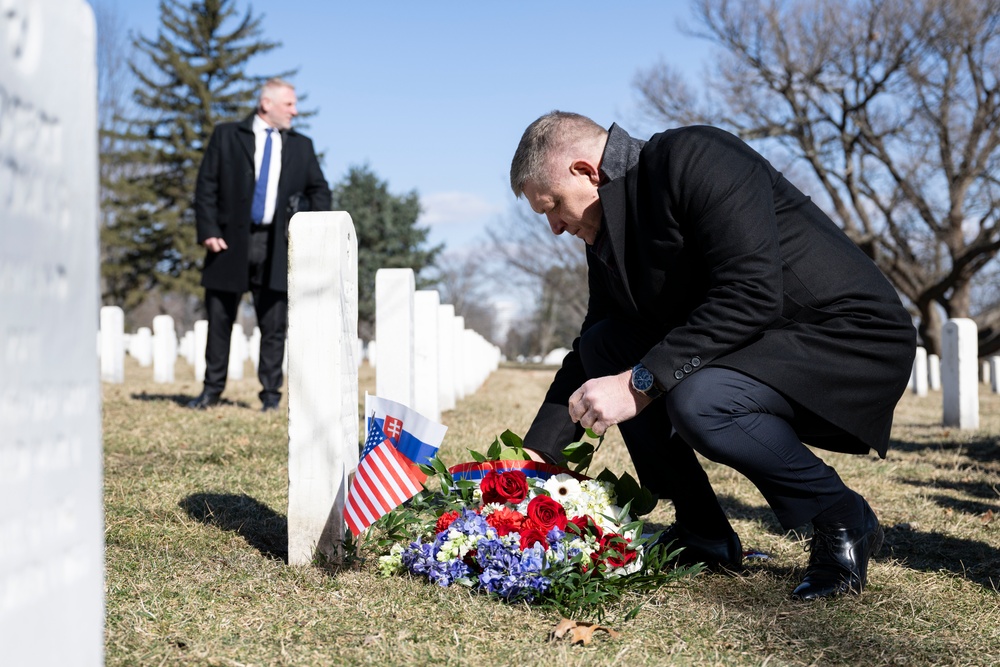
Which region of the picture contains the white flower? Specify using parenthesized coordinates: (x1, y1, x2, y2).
(542, 474, 583, 504)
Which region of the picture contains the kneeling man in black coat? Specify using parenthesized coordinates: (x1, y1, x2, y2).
(511, 111, 915, 600)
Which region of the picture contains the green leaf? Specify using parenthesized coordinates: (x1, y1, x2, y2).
(562, 441, 594, 463)
(486, 437, 502, 460)
(498, 430, 524, 450)
(595, 469, 619, 486)
(467, 449, 487, 463)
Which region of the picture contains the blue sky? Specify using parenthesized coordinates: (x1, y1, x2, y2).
(99, 0, 713, 253)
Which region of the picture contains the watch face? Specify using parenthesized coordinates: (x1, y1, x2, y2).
(632, 366, 655, 392)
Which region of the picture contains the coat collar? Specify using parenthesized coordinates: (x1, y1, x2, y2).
(596, 124, 645, 311)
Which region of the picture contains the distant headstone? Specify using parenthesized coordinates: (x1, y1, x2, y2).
(287, 212, 359, 565)
(152, 315, 176, 383)
(193, 319, 208, 382)
(0, 1, 104, 663)
(928, 353, 941, 391)
(132, 326, 153, 367)
(437, 304, 456, 412)
(228, 323, 246, 381)
(179, 330, 194, 366)
(911, 347, 928, 397)
(99, 306, 124, 383)
(249, 326, 261, 372)
(941, 319, 979, 429)
(544, 347, 571, 366)
(366, 340, 377, 368)
(413, 290, 440, 422)
(982, 360, 991, 386)
(990, 356, 999, 394)
(375, 268, 415, 407)
(453, 315, 466, 401)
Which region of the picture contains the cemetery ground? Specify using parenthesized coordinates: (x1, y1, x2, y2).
(103, 358, 1000, 666)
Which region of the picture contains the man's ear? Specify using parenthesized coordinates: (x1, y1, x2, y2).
(570, 159, 601, 185)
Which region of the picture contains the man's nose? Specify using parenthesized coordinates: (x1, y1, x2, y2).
(547, 214, 564, 235)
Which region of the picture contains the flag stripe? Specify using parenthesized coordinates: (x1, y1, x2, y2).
(448, 460, 589, 482)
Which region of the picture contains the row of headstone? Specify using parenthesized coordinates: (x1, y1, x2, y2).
(373, 268, 501, 423)
(908, 318, 999, 429)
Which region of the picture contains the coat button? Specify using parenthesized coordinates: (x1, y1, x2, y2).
(682, 363, 693, 373)
(691, 356, 701, 367)
(674, 370, 685, 380)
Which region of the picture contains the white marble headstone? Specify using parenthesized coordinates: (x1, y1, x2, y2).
(133, 326, 153, 367)
(928, 353, 941, 391)
(100, 306, 124, 383)
(911, 346, 928, 397)
(287, 212, 359, 565)
(228, 322, 246, 381)
(0, 1, 104, 663)
(941, 319, 979, 429)
(193, 319, 208, 383)
(437, 303, 456, 412)
(375, 268, 415, 407)
(152, 314, 177, 383)
(413, 290, 440, 422)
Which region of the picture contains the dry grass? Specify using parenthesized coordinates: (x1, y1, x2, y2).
(103, 358, 1000, 666)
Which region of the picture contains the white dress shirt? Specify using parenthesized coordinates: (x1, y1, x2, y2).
(252, 114, 283, 224)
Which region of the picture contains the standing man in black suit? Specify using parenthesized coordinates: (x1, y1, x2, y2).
(510, 111, 915, 600)
(188, 78, 331, 412)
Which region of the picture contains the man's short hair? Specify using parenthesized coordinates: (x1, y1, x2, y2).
(258, 77, 295, 106)
(510, 111, 607, 198)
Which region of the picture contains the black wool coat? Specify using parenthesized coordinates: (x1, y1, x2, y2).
(541, 125, 916, 457)
(194, 113, 332, 293)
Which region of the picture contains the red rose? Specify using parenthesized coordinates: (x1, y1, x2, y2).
(480, 470, 529, 505)
(568, 515, 604, 540)
(597, 533, 638, 568)
(519, 527, 549, 551)
(526, 495, 568, 532)
(485, 506, 525, 536)
(435, 510, 461, 534)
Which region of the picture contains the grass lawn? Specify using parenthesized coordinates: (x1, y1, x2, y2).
(103, 358, 1000, 666)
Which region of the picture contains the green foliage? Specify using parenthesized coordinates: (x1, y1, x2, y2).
(100, 0, 290, 311)
(331, 165, 443, 339)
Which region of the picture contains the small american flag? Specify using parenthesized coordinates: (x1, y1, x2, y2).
(345, 396, 445, 537)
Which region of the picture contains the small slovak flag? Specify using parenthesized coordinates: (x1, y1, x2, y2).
(344, 394, 447, 537)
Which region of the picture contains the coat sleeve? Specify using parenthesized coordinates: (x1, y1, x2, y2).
(194, 127, 224, 242)
(640, 127, 784, 393)
(523, 250, 614, 462)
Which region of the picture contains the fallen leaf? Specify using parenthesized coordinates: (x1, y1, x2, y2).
(982, 509, 994, 525)
(549, 618, 621, 646)
(944, 507, 954, 516)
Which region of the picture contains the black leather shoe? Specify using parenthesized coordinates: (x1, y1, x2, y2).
(656, 523, 743, 571)
(791, 501, 883, 601)
(186, 391, 221, 409)
(261, 398, 281, 413)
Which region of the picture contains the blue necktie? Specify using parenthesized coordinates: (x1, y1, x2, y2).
(251, 128, 273, 224)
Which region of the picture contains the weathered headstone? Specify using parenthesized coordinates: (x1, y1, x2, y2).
(413, 290, 441, 422)
(287, 212, 359, 565)
(0, 1, 104, 663)
(132, 326, 153, 367)
(193, 319, 208, 382)
(228, 323, 246, 381)
(152, 315, 177, 383)
(99, 306, 124, 383)
(928, 353, 941, 391)
(911, 346, 928, 397)
(375, 268, 415, 407)
(990, 356, 999, 394)
(941, 319, 979, 429)
(437, 303, 456, 412)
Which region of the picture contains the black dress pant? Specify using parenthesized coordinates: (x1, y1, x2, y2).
(203, 225, 287, 403)
(576, 319, 855, 531)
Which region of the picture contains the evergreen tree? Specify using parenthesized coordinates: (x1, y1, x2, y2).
(332, 165, 443, 340)
(101, 0, 290, 313)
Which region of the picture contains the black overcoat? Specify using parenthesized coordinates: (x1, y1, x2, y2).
(546, 125, 916, 457)
(194, 113, 331, 293)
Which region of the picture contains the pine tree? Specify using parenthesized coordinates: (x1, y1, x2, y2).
(101, 0, 290, 313)
(332, 165, 443, 340)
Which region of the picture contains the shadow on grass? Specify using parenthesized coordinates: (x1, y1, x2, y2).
(888, 434, 1000, 466)
(882, 524, 999, 591)
(130, 392, 253, 409)
(179, 492, 288, 563)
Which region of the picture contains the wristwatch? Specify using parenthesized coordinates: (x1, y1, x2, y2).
(630, 363, 663, 399)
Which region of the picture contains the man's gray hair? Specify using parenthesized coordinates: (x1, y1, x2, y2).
(258, 77, 295, 106)
(509, 111, 607, 198)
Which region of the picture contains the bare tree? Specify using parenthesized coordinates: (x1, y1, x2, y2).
(433, 249, 498, 342)
(634, 0, 1000, 354)
(486, 204, 589, 355)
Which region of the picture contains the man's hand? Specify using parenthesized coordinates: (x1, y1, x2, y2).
(568, 370, 652, 435)
(203, 237, 228, 253)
